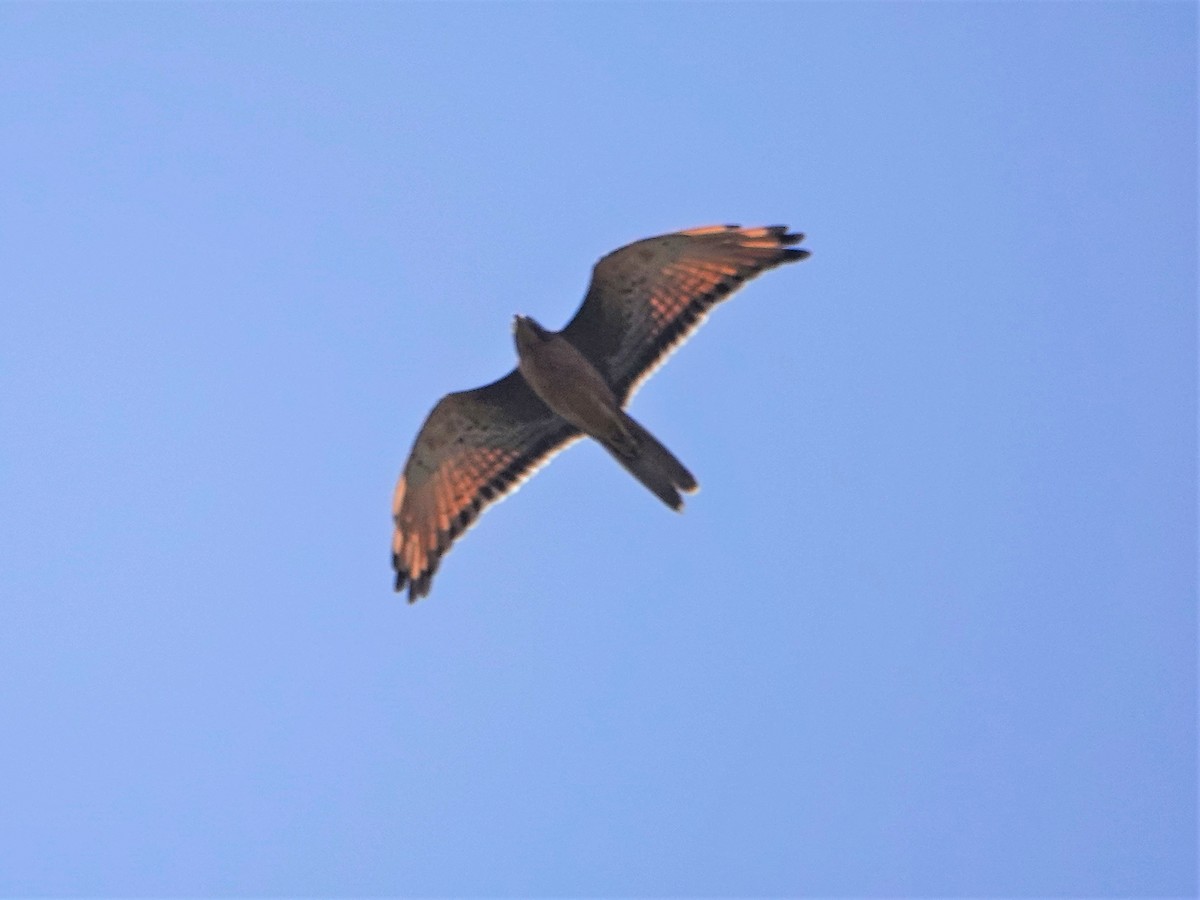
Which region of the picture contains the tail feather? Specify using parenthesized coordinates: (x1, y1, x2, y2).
(602, 413, 698, 511)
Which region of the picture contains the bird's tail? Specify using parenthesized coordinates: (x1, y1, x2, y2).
(602, 412, 699, 511)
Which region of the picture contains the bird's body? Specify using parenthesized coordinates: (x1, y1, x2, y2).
(391, 224, 810, 602)
(514, 316, 620, 437)
(515, 314, 697, 511)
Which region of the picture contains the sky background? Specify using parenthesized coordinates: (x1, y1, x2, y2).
(1, 3, 1195, 896)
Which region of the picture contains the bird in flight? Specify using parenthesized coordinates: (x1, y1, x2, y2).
(391, 224, 810, 602)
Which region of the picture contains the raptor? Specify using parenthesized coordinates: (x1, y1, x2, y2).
(391, 225, 810, 602)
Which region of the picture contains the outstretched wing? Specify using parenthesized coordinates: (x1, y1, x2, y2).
(561, 225, 810, 403)
(392, 370, 580, 603)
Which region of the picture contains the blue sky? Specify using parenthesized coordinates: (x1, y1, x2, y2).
(1, 3, 1195, 896)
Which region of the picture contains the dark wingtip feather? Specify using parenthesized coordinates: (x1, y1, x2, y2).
(408, 575, 431, 604)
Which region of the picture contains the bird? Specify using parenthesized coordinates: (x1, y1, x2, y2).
(391, 224, 810, 602)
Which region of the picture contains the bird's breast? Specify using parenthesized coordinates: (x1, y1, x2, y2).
(518, 336, 620, 436)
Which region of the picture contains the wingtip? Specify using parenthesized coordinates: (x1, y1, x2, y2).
(407, 570, 435, 603)
(393, 560, 427, 604)
(761, 226, 805, 247)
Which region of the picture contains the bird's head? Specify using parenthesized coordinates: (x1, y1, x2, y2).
(512, 314, 551, 355)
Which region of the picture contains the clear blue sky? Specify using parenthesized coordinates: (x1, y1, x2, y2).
(1, 3, 1195, 896)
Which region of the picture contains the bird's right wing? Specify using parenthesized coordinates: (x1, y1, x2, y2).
(392, 370, 581, 602)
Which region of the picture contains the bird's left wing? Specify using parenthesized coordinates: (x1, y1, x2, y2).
(392, 370, 581, 602)
(561, 225, 809, 403)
